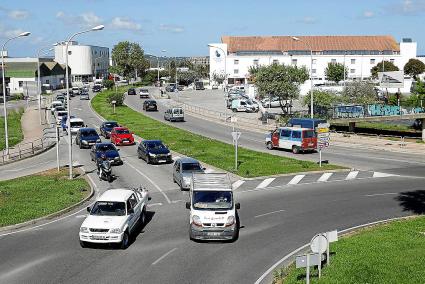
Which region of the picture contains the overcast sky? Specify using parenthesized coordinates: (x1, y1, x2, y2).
(1, 0, 425, 57)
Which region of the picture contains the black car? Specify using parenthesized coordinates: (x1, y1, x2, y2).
(100, 121, 120, 138)
(165, 84, 176, 92)
(75, 128, 101, 149)
(92, 85, 102, 92)
(90, 142, 122, 165)
(127, 88, 136, 95)
(137, 140, 172, 164)
(143, 100, 157, 111)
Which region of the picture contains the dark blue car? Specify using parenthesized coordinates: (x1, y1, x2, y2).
(137, 140, 172, 164)
(90, 142, 122, 165)
(75, 128, 101, 149)
(100, 121, 119, 138)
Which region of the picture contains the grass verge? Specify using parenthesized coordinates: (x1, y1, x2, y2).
(0, 168, 90, 227)
(0, 108, 24, 151)
(274, 216, 425, 284)
(92, 88, 343, 177)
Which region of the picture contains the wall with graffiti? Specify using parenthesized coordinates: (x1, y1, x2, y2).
(333, 104, 425, 118)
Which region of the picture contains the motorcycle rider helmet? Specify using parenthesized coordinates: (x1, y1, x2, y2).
(101, 153, 107, 160)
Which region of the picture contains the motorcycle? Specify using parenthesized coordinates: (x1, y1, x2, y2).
(98, 160, 114, 182)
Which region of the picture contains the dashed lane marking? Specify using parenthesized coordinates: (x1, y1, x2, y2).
(365, 192, 398, 197)
(152, 248, 178, 266)
(288, 175, 305, 185)
(254, 209, 285, 218)
(318, 172, 333, 182)
(256, 178, 275, 189)
(147, 203, 163, 207)
(346, 171, 359, 180)
(232, 180, 245, 190)
(373, 172, 398, 178)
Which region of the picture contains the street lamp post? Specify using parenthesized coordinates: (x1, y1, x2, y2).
(291, 37, 314, 118)
(64, 25, 104, 179)
(2, 31, 31, 155)
(157, 49, 166, 87)
(37, 43, 58, 125)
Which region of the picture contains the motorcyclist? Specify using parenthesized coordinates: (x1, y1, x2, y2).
(97, 153, 109, 179)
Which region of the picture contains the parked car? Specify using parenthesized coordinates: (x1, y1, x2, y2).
(265, 127, 317, 154)
(172, 157, 205, 190)
(177, 85, 184, 91)
(75, 128, 101, 149)
(231, 99, 257, 113)
(165, 84, 176, 92)
(100, 121, 120, 138)
(80, 91, 90, 100)
(79, 188, 150, 249)
(110, 127, 135, 146)
(50, 101, 63, 114)
(143, 100, 158, 111)
(71, 87, 80, 96)
(262, 97, 286, 108)
(139, 89, 149, 98)
(69, 118, 86, 135)
(90, 142, 122, 165)
(55, 111, 68, 125)
(185, 173, 240, 241)
(211, 84, 219, 90)
(61, 115, 75, 131)
(92, 84, 102, 92)
(164, 107, 184, 122)
(137, 140, 172, 164)
(127, 88, 136, 95)
(194, 81, 205, 90)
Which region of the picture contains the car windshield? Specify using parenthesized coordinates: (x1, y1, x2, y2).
(147, 101, 156, 105)
(303, 130, 316, 138)
(193, 191, 233, 210)
(57, 111, 67, 116)
(146, 142, 165, 149)
(70, 121, 84, 127)
(81, 130, 98, 137)
(182, 162, 202, 172)
(141, 89, 148, 93)
(116, 129, 130, 134)
(97, 144, 116, 152)
(173, 109, 183, 114)
(105, 122, 118, 128)
(90, 201, 126, 216)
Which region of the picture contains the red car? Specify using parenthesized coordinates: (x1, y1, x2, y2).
(110, 127, 135, 145)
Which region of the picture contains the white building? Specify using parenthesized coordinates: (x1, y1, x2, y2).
(209, 36, 418, 95)
(55, 41, 109, 83)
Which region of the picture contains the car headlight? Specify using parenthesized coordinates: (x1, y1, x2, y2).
(82, 140, 88, 144)
(192, 215, 202, 227)
(149, 153, 156, 157)
(80, 227, 89, 233)
(110, 228, 121, 234)
(96, 139, 101, 143)
(167, 153, 172, 156)
(114, 157, 120, 160)
(225, 216, 235, 227)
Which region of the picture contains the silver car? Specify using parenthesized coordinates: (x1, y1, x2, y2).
(172, 157, 205, 190)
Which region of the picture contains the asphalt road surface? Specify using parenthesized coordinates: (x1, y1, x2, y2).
(1, 90, 424, 284)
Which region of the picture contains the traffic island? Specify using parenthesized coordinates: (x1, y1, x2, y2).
(0, 168, 90, 228)
(274, 216, 425, 284)
(92, 88, 344, 178)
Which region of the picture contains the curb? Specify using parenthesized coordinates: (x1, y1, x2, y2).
(0, 141, 56, 167)
(0, 168, 95, 233)
(254, 215, 418, 284)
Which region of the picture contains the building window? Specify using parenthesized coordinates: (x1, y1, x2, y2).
(234, 59, 239, 65)
(253, 59, 259, 66)
(18, 81, 23, 87)
(312, 69, 317, 74)
(234, 69, 239, 74)
(370, 59, 375, 64)
(350, 69, 355, 74)
(390, 59, 395, 63)
(291, 59, 297, 65)
(351, 59, 356, 64)
(273, 59, 279, 65)
(331, 59, 336, 63)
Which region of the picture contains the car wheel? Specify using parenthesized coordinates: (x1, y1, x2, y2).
(108, 174, 113, 183)
(292, 146, 300, 154)
(79, 143, 82, 149)
(79, 240, 87, 248)
(147, 156, 151, 164)
(120, 231, 130, 250)
(232, 108, 237, 112)
(266, 142, 274, 150)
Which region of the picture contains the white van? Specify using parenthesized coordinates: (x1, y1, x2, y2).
(185, 173, 240, 241)
(231, 99, 257, 113)
(69, 117, 85, 134)
(164, 107, 184, 122)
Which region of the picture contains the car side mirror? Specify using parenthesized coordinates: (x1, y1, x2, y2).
(86, 206, 91, 213)
(185, 202, 191, 209)
(148, 196, 152, 201)
(235, 203, 241, 210)
(128, 208, 134, 214)
(202, 167, 206, 170)
(117, 149, 120, 151)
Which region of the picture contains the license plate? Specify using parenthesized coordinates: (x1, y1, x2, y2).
(91, 235, 107, 240)
(158, 160, 166, 163)
(207, 232, 221, 236)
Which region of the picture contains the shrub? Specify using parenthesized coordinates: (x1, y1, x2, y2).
(107, 92, 125, 106)
(103, 79, 115, 90)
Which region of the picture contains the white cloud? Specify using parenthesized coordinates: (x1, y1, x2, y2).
(159, 24, 184, 33)
(0, 25, 26, 38)
(8, 10, 29, 20)
(56, 11, 103, 28)
(81, 12, 102, 27)
(110, 17, 142, 31)
(299, 16, 317, 24)
(387, 0, 425, 15)
(362, 10, 375, 18)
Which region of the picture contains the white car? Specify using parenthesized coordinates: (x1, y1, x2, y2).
(79, 188, 150, 249)
(69, 117, 85, 134)
(262, 97, 287, 108)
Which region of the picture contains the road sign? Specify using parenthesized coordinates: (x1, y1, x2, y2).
(311, 233, 328, 254)
(231, 131, 241, 141)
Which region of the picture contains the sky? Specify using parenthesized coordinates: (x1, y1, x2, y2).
(1, 0, 425, 58)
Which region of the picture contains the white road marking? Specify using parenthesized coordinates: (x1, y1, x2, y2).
(232, 180, 245, 190)
(318, 172, 333, 182)
(373, 172, 397, 178)
(254, 209, 285, 218)
(147, 202, 163, 207)
(152, 248, 178, 265)
(345, 171, 359, 180)
(256, 178, 275, 189)
(75, 215, 87, 219)
(125, 161, 171, 204)
(171, 200, 183, 203)
(365, 192, 398, 197)
(288, 175, 305, 185)
(173, 156, 180, 160)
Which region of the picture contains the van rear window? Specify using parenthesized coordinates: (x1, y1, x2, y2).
(303, 130, 315, 138)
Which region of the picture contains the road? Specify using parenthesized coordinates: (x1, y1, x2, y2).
(125, 88, 425, 171)
(0, 89, 424, 284)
